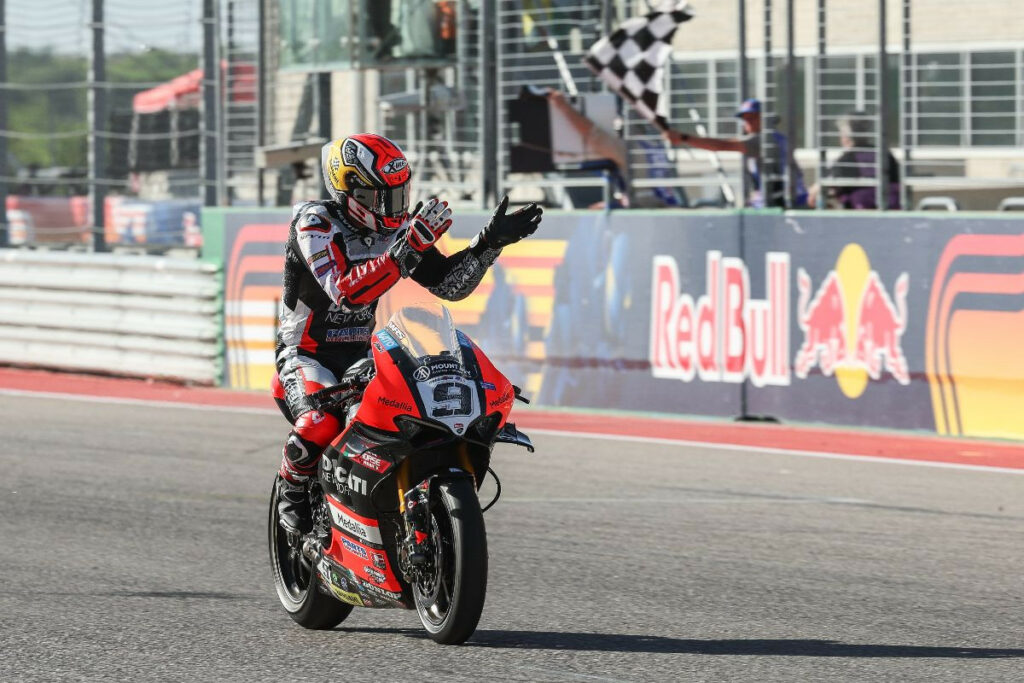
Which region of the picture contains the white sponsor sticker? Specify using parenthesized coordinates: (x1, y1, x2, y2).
(329, 504, 383, 545)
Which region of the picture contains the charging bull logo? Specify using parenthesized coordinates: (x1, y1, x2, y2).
(794, 243, 910, 398)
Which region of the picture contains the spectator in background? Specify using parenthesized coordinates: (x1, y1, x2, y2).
(662, 98, 808, 208)
(807, 112, 901, 209)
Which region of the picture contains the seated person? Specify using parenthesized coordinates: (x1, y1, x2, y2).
(807, 112, 901, 209)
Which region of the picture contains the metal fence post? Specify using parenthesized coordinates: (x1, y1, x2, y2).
(480, 0, 497, 209)
(785, 0, 796, 208)
(352, 0, 364, 134)
(88, 0, 107, 251)
(761, 0, 773, 208)
(877, 0, 889, 210)
(201, 0, 221, 206)
(816, 0, 826, 209)
(900, 0, 912, 211)
(317, 71, 332, 201)
(0, 0, 7, 248)
(256, 0, 266, 206)
(737, 0, 748, 205)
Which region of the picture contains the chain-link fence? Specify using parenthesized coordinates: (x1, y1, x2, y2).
(0, 0, 265, 250)
(0, 0, 212, 249)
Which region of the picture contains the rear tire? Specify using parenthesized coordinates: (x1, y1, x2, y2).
(413, 477, 488, 644)
(268, 477, 353, 629)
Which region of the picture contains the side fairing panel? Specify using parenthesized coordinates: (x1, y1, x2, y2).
(357, 330, 420, 432)
(317, 424, 409, 609)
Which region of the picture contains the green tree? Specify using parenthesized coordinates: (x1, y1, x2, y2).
(4, 47, 198, 173)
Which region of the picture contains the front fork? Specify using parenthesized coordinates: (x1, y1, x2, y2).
(396, 445, 476, 581)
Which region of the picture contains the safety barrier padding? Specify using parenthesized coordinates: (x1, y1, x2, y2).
(0, 250, 222, 384)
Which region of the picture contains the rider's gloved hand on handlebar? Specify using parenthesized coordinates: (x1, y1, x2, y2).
(405, 198, 453, 252)
(478, 195, 543, 249)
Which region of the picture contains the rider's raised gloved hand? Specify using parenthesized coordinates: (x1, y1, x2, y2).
(405, 198, 453, 252)
(478, 195, 543, 249)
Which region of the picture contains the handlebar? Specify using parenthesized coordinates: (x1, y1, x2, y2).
(308, 383, 364, 412)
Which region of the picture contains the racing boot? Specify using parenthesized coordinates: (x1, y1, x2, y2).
(277, 410, 340, 534)
(277, 457, 314, 534)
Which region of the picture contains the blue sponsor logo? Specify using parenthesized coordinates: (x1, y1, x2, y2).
(342, 537, 369, 560)
(326, 328, 369, 343)
(481, 381, 496, 391)
(314, 260, 335, 277)
(375, 331, 398, 350)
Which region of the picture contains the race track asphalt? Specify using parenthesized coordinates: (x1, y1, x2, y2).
(1, 393, 1022, 682)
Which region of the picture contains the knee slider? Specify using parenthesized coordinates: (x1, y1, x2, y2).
(294, 410, 341, 449)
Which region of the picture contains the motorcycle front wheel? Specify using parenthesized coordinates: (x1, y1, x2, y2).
(268, 477, 353, 629)
(413, 476, 488, 645)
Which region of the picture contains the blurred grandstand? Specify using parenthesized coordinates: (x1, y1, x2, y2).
(1, 0, 1023, 250)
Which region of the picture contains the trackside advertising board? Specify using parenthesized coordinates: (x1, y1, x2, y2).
(202, 207, 1023, 441)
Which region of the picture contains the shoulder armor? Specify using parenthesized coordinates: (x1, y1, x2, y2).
(296, 210, 332, 233)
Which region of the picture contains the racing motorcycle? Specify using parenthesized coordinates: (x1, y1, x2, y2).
(269, 303, 534, 645)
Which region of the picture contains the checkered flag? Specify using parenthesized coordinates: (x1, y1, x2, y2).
(584, 1, 694, 132)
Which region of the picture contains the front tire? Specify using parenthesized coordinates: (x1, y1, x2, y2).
(268, 477, 353, 629)
(413, 477, 488, 644)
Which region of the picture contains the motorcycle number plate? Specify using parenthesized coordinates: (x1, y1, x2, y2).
(416, 377, 480, 435)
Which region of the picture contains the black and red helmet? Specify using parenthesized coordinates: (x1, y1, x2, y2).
(321, 134, 412, 232)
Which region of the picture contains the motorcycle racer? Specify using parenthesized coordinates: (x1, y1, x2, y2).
(272, 133, 543, 534)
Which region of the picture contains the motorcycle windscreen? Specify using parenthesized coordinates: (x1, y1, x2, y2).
(386, 303, 465, 367)
(385, 303, 481, 435)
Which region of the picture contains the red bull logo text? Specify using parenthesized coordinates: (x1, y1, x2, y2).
(794, 243, 910, 398)
(650, 251, 791, 386)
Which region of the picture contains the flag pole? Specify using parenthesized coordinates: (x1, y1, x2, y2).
(688, 109, 737, 206)
(546, 37, 579, 97)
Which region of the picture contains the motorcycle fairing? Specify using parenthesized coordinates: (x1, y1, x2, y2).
(315, 554, 405, 609)
(358, 306, 516, 439)
(357, 335, 423, 433)
(318, 424, 411, 608)
(315, 555, 366, 607)
(319, 493, 410, 608)
(325, 495, 383, 544)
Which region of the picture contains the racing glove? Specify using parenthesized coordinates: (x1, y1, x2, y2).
(406, 198, 453, 252)
(389, 198, 453, 277)
(477, 195, 543, 249)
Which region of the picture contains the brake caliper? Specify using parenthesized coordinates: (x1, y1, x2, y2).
(401, 482, 432, 577)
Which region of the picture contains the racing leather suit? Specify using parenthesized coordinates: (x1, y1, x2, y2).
(273, 198, 501, 506)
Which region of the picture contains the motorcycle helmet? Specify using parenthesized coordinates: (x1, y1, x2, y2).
(321, 134, 412, 232)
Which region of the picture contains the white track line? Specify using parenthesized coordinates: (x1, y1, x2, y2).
(3, 387, 1022, 475)
(525, 427, 1024, 476)
(0, 387, 279, 416)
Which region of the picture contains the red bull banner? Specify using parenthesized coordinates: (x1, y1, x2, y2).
(741, 212, 1022, 438)
(650, 251, 790, 387)
(203, 207, 1024, 440)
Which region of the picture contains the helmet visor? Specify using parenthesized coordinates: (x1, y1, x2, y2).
(351, 183, 410, 219)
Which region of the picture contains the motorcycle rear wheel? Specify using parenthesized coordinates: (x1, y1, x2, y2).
(413, 477, 488, 644)
(268, 477, 353, 629)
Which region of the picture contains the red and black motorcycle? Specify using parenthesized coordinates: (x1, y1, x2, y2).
(269, 303, 534, 644)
